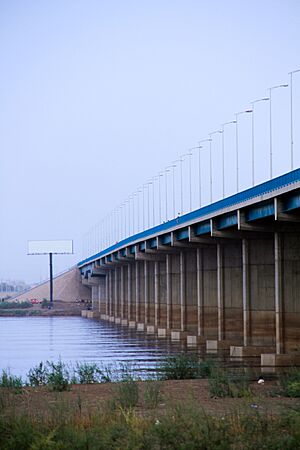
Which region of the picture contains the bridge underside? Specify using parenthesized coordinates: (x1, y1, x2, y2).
(79, 170, 300, 366)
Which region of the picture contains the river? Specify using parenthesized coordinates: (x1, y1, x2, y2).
(0, 316, 181, 380)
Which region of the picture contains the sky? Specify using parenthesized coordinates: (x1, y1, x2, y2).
(0, 0, 300, 284)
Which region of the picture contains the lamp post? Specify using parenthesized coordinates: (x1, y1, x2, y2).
(164, 168, 171, 221)
(136, 188, 142, 232)
(172, 158, 184, 214)
(181, 151, 193, 211)
(147, 181, 153, 228)
(142, 184, 148, 230)
(132, 194, 136, 234)
(221, 121, 236, 197)
(158, 172, 164, 223)
(268, 84, 288, 179)
(235, 109, 252, 192)
(250, 97, 269, 186)
(208, 130, 223, 203)
(198, 139, 211, 207)
(289, 70, 300, 170)
(172, 159, 183, 215)
(150, 177, 157, 226)
(166, 165, 176, 218)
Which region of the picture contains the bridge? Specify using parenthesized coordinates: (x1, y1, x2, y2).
(78, 168, 300, 367)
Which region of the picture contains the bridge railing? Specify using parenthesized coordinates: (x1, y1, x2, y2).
(80, 68, 300, 261)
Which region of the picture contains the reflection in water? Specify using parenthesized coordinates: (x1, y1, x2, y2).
(0, 317, 261, 380)
(0, 317, 180, 379)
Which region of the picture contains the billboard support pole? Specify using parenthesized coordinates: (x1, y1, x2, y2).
(49, 252, 53, 304)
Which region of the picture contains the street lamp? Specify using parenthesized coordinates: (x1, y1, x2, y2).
(181, 151, 193, 211)
(250, 97, 269, 186)
(221, 121, 236, 197)
(198, 139, 211, 207)
(164, 168, 171, 221)
(172, 159, 184, 215)
(289, 70, 300, 170)
(158, 172, 164, 223)
(235, 109, 252, 192)
(147, 181, 153, 228)
(268, 83, 288, 179)
(166, 164, 177, 218)
(209, 130, 223, 203)
(142, 184, 148, 230)
(150, 176, 158, 226)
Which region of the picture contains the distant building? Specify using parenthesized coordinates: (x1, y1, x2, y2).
(0, 280, 31, 301)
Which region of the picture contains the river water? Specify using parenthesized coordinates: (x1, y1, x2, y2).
(0, 317, 181, 380)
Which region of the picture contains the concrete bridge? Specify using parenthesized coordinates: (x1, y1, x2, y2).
(78, 168, 300, 367)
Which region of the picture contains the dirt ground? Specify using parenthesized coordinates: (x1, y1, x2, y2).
(2, 379, 299, 419)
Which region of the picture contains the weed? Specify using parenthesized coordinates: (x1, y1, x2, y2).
(279, 368, 300, 397)
(143, 380, 163, 408)
(45, 360, 70, 392)
(0, 301, 32, 309)
(157, 353, 214, 380)
(27, 362, 48, 386)
(74, 362, 101, 384)
(209, 369, 252, 398)
(0, 369, 23, 393)
(115, 380, 139, 409)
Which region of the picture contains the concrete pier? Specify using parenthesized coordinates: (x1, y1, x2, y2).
(79, 172, 300, 366)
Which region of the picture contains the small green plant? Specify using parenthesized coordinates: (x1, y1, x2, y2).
(75, 362, 101, 384)
(46, 360, 70, 392)
(157, 354, 214, 380)
(41, 299, 51, 309)
(0, 369, 23, 393)
(0, 301, 32, 309)
(143, 380, 162, 408)
(279, 368, 300, 397)
(97, 364, 113, 383)
(208, 368, 252, 398)
(27, 362, 48, 386)
(115, 380, 139, 409)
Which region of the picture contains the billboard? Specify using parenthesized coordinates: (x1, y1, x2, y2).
(28, 240, 73, 255)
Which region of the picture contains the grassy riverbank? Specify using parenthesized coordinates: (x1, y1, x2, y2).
(0, 300, 82, 316)
(1, 357, 300, 448)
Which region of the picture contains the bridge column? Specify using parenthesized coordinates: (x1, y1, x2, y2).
(154, 261, 160, 327)
(114, 269, 118, 318)
(98, 283, 101, 313)
(217, 244, 224, 340)
(135, 262, 140, 323)
(275, 232, 283, 354)
(120, 266, 124, 319)
(166, 254, 172, 329)
(242, 239, 250, 346)
(180, 252, 186, 332)
(105, 274, 109, 316)
(144, 260, 149, 324)
(109, 271, 113, 317)
(197, 248, 204, 336)
(127, 264, 132, 321)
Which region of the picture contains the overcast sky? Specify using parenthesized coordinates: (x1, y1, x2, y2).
(1, 0, 300, 284)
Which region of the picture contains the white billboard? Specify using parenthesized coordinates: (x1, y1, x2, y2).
(28, 240, 73, 255)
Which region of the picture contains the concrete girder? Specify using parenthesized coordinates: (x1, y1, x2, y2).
(237, 210, 275, 232)
(156, 236, 181, 253)
(171, 231, 207, 249)
(135, 250, 165, 262)
(117, 249, 135, 263)
(274, 197, 300, 222)
(91, 267, 107, 276)
(188, 226, 231, 245)
(210, 218, 270, 240)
